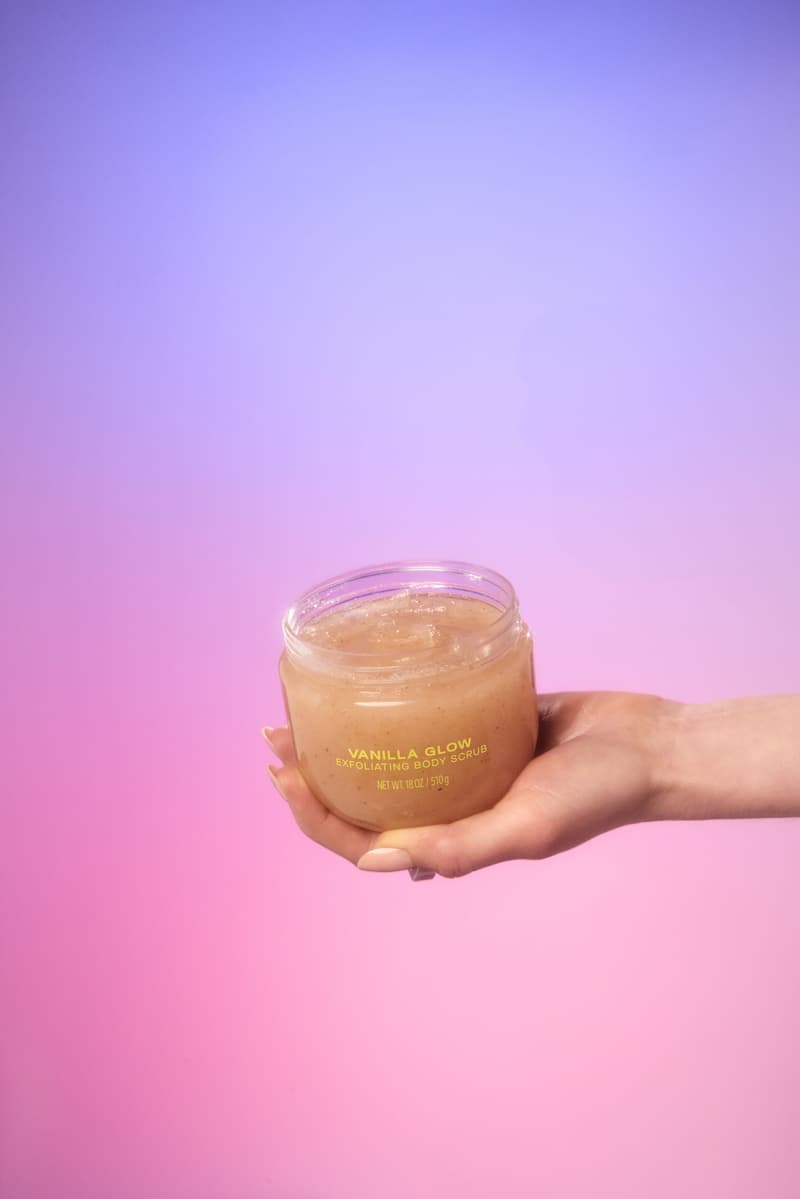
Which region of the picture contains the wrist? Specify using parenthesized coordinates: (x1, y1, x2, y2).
(643, 694, 800, 823)
(644, 699, 699, 822)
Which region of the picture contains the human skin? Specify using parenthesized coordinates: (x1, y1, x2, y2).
(263, 692, 800, 878)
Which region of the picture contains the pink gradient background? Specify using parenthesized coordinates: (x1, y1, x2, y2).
(2, 3, 799, 1197)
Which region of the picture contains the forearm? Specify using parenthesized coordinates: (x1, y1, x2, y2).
(652, 695, 800, 821)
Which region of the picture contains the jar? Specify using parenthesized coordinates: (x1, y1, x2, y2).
(279, 561, 538, 831)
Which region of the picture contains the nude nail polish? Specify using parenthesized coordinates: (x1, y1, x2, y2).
(357, 847, 415, 872)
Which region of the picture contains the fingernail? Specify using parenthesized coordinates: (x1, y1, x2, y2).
(268, 763, 286, 798)
(261, 726, 275, 746)
(357, 847, 415, 872)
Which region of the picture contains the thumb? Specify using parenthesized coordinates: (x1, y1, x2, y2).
(356, 787, 554, 879)
(355, 739, 598, 877)
(357, 724, 652, 877)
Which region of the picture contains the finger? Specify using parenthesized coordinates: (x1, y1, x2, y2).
(269, 763, 375, 865)
(356, 798, 534, 878)
(262, 725, 295, 764)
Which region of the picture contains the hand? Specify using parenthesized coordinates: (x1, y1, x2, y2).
(263, 692, 678, 877)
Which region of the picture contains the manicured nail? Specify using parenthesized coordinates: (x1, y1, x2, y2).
(267, 763, 286, 798)
(357, 847, 415, 872)
(261, 726, 275, 746)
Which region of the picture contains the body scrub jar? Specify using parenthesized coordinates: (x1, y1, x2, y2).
(279, 562, 538, 832)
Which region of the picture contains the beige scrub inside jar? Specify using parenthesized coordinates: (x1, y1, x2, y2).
(279, 562, 538, 832)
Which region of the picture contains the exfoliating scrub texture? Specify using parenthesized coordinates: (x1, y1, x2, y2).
(281, 592, 537, 830)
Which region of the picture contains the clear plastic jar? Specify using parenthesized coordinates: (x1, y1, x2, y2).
(279, 561, 538, 831)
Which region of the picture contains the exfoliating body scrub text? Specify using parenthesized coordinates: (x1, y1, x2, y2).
(335, 736, 489, 772)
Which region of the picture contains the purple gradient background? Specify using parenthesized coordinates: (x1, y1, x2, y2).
(2, 3, 800, 1197)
